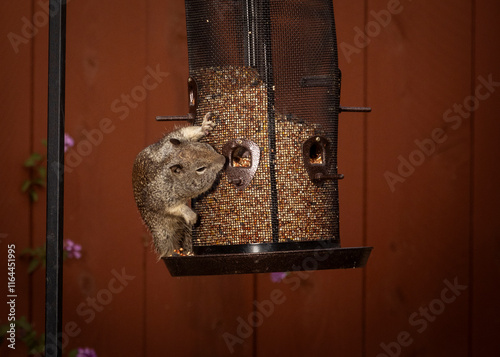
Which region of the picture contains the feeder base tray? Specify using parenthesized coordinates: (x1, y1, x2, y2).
(163, 246, 372, 277)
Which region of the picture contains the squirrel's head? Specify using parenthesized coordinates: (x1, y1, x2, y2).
(166, 138, 226, 199)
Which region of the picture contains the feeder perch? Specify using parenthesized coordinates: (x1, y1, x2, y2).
(158, 0, 372, 276)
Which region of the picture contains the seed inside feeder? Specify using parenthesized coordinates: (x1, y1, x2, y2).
(309, 141, 324, 165)
(232, 146, 252, 168)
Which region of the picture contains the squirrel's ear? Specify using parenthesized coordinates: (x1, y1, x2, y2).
(170, 138, 181, 146)
(170, 164, 183, 174)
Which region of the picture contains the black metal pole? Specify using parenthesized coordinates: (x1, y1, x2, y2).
(243, 0, 279, 243)
(45, 0, 66, 356)
(260, 1, 280, 243)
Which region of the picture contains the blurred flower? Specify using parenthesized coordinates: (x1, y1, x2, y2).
(270, 272, 288, 283)
(76, 347, 97, 357)
(64, 133, 75, 153)
(64, 239, 82, 259)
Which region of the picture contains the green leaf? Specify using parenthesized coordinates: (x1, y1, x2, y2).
(35, 246, 46, 256)
(21, 179, 32, 192)
(37, 166, 47, 179)
(21, 247, 34, 257)
(68, 349, 78, 357)
(0, 317, 45, 355)
(0, 322, 10, 337)
(27, 258, 41, 274)
(24, 153, 43, 167)
(14, 316, 31, 330)
(29, 190, 39, 202)
(32, 178, 45, 187)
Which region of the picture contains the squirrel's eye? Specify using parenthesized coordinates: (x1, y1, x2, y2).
(170, 164, 183, 174)
(196, 167, 207, 174)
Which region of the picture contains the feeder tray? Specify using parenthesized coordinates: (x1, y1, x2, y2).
(159, 0, 372, 276)
(164, 245, 372, 277)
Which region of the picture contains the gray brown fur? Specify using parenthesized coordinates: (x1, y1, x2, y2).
(132, 113, 226, 258)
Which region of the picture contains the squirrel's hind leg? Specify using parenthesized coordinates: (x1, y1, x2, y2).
(152, 230, 176, 258)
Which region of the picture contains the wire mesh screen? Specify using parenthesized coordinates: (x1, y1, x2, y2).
(187, 0, 341, 252)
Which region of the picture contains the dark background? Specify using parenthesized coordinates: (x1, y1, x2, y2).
(1, 0, 499, 356)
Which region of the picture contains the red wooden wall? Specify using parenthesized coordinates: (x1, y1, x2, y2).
(1, 0, 499, 356)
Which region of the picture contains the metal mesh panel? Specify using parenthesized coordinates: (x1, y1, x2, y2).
(186, 0, 341, 250)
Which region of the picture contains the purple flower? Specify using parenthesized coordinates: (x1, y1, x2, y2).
(64, 133, 75, 153)
(64, 239, 82, 259)
(270, 272, 288, 283)
(76, 347, 97, 357)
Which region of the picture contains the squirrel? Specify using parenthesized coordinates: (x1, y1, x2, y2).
(132, 112, 226, 258)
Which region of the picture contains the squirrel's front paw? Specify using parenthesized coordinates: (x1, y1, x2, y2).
(183, 209, 198, 226)
(201, 112, 216, 135)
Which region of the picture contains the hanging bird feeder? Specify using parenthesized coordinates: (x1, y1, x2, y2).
(158, 0, 372, 276)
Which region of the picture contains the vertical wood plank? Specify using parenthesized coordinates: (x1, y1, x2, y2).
(67, 0, 147, 353)
(143, 0, 255, 356)
(0, 2, 34, 356)
(30, 0, 50, 349)
(32, 0, 147, 354)
(336, 0, 370, 355)
(337, 0, 369, 251)
(365, 0, 472, 356)
(254, 1, 367, 356)
(472, 0, 500, 355)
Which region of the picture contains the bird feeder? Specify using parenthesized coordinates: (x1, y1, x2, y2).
(159, 0, 372, 276)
